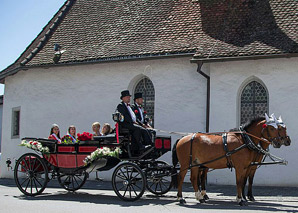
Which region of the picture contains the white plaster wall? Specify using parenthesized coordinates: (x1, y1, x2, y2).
(208, 57, 298, 186)
(0, 104, 2, 153)
(0, 56, 206, 178)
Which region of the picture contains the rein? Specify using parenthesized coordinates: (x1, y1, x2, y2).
(205, 131, 271, 144)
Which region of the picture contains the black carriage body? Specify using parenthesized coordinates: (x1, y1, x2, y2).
(16, 129, 173, 199)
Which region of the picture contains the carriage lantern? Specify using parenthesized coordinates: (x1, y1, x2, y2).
(112, 112, 124, 122)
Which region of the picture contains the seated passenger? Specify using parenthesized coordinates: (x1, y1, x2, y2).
(67, 125, 77, 143)
(131, 92, 153, 129)
(48, 124, 61, 143)
(92, 122, 102, 136)
(116, 90, 152, 153)
(101, 123, 112, 136)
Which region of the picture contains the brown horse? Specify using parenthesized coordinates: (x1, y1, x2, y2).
(242, 115, 291, 201)
(172, 116, 284, 206)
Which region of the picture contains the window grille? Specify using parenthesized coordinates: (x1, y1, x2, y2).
(134, 77, 155, 126)
(240, 81, 268, 125)
(12, 107, 20, 138)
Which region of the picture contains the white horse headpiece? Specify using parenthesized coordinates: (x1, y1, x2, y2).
(274, 115, 286, 128)
(265, 113, 278, 129)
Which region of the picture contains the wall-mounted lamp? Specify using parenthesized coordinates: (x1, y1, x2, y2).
(53, 44, 66, 63)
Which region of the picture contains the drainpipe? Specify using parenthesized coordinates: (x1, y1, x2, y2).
(196, 62, 210, 133)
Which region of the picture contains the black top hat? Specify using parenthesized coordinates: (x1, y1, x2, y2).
(120, 90, 131, 99)
(134, 92, 143, 100)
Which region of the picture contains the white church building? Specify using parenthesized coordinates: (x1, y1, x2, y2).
(0, 0, 297, 186)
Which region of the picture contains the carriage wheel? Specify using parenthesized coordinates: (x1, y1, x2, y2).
(146, 161, 172, 195)
(14, 153, 48, 196)
(112, 162, 146, 201)
(57, 171, 88, 191)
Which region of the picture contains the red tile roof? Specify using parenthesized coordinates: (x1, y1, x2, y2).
(1, 0, 297, 79)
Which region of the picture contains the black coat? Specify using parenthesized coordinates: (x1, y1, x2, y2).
(116, 102, 134, 129)
(131, 103, 145, 126)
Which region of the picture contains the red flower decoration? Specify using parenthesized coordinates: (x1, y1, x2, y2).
(262, 123, 267, 128)
(77, 132, 93, 141)
(143, 111, 147, 114)
(134, 110, 138, 114)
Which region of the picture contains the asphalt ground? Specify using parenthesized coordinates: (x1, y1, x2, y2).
(0, 178, 298, 213)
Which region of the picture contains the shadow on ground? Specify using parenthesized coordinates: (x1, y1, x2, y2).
(1, 178, 298, 212)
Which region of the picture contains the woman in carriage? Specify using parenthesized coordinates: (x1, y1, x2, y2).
(48, 124, 61, 143)
(66, 125, 77, 143)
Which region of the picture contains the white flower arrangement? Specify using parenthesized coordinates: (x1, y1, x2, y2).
(20, 140, 50, 154)
(83, 147, 121, 165)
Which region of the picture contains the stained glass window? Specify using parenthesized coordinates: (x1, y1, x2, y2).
(134, 77, 155, 126)
(240, 81, 268, 125)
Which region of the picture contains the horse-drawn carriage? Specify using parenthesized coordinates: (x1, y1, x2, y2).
(14, 113, 173, 201)
(13, 113, 290, 205)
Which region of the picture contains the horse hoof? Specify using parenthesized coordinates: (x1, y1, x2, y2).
(239, 200, 248, 206)
(199, 199, 206, 203)
(248, 195, 255, 202)
(203, 194, 209, 200)
(179, 198, 186, 204)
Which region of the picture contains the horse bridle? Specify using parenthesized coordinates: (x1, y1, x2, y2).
(260, 126, 282, 148)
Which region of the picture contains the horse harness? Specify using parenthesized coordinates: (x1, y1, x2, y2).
(222, 133, 233, 170)
(187, 129, 271, 170)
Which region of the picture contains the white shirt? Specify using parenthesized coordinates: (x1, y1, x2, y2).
(136, 103, 144, 123)
(126, 103, 136, 123)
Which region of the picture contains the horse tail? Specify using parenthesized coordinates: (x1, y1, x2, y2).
(172, 138, 180, 167)
(171, 138, 180, 188)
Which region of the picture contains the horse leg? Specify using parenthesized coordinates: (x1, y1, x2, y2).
(191, 167, 205, 203)
(177, 167, 188, 204)
(200, 168, 209, 200)
(247, 170, 257, 201)
(242, 176, 248, 201)
(235, 169, 248, 206)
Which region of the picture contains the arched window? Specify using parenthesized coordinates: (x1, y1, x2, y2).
(240, 81, 268, 125)
(134, 77, 155, 126)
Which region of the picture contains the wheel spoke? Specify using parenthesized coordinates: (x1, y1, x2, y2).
(130, 184, 138, 196)
(33, 162, 42, 173)
(20, 162, 28, 172)
(33, 177, 43, 188)
(154, 181, 158, 192)
(131, 172, 140, 179)
(149, 182, 155, 188)
(126, 166, 130, 180)
(72, 176, 75, 189)
(120, 168, 128, 179)
(22, 159, 30, 171)
(159, 181, 163, 192)
(133, 182, 142, 190)
(129, 185, 132, 198)
(129, 167, 134, 180)
(28, 156, 32, 170)
(24, 178, 30, 191)
(117, 184, 126, 191)
(32, 158, 37, 172)
(122, 185, 129, 197)
(20, 177, 30, 187)
(160, 179, 168, 187)
(116, 174, 126, 181)
(32, 178, 38, 193)
(73, 176, 80, 187)
(74, 174, 83, 182)
(116, 173, 127, 180)
(30, 179, 33, 194)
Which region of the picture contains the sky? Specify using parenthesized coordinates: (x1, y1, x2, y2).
(0, 0, 66, 95)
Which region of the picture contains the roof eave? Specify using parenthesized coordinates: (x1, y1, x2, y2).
(190, 53, 298, 63)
